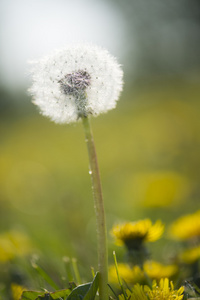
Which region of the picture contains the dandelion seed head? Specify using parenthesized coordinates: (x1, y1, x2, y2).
(29, 44, 123, 124)
(58, 70, 91, 95)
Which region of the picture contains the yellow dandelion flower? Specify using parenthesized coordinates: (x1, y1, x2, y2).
(144, 261, 178, 280)
(169, 210, 200, 240)
(11, 283, 26, 300)
(119, 284, 148, 300)
(120, 279, 184, 300)
(180, 245, 200, 264)
(0, 235, 14, 262)
(109, 263, 145, 284)
(145, 278, 184, 300)
(0, 230, 32, 262)
(111, 219, 164, 250)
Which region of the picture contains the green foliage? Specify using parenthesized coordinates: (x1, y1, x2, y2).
(184, 281, 200, 299)
(21, 288, 75, 300)
(1, 82, 200, 299)
(32, 262, 60, 290)
(67, 272, 99, 300)
(21, 272, 99, 300)
(21, 291, 43, 300)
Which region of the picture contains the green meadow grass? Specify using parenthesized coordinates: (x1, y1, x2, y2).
(0, 80, 200, 286)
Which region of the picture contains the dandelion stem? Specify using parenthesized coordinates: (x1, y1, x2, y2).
(82, 115, 108, 300)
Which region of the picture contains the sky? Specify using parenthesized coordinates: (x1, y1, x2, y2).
(0, 0, 125, 88)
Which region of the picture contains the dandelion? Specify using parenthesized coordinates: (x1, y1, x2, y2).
(0, 230, 32, 262)
(169, 210, 200, 241)
(109, 263, 145, 285)
(29, 44, 123, 300)
(109, 261, 178, 286)
(119, 278, 184, 300)
(111, 220, 164, 266)
(111, 219, 164, 249)
(11, 283, 26, 300)
(145, 278, 184, 300)
(180, 245, 200, 264)
(144, 261, 178, 280)
(119, 284, 147, 300)
(29, 44, 123, 124)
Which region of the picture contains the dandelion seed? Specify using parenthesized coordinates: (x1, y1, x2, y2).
(29, 44, 123, 124)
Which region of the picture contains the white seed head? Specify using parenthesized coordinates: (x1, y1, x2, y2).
(28, 44, 123, 124)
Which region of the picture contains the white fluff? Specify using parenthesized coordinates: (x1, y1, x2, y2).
(29, 44, 123, 124)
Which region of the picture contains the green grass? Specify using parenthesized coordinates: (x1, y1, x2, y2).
(0, 80, 200, 289)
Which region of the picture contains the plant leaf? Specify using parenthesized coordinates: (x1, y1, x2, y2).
(32, 263, 60, 290)
(50, 289, 72, 299)
(36, 294, 51, 300)
(20, 274, 99, 300)
(21, 290, 44, 300)
(21, 288, 71, 300)
(66, 283, 91, 300)
(66, 272, 99, 300)
(83, 272, 99, 300)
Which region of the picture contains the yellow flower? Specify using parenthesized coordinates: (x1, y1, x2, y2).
(119, 284, 148, 300)
(109, 261, 178, 285)
(169, 210, 200, 241)
(180, 245, 200, 264)
(124, 171, 190, 208)
(144, 261, 178, 280)
(0, 230, 32, 262)
(145, 278, 184, 300)
(11, 283, 26, 300)
(119, 278, 184, 300)
(111, 219, 164, 249)
(109, 263, 145, 284)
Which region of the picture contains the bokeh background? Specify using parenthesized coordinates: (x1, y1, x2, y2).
(0, 0, 200, 292)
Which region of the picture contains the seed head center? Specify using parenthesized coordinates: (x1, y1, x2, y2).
(59, 70, 91, 95)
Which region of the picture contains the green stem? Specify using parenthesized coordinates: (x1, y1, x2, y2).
(113, 251, 127, 300)
(72, 258, 81, 285)
(82, 116, 108, 300)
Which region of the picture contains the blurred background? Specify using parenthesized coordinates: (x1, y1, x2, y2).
(0, 0, 200, 292)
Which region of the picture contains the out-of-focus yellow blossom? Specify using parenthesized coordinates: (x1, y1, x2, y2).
(0, 230, 32, 262)
(141, 172, 190, 207)
(11, 283, 26, 300)
(111, 219, 164, 249)
(109, 261, 178, 285)
(169, 210, 200, 241)
(119, 278, 184, 300)
(124, 171, 190, 208)
(0, 236, 14, 262)
(144, 261, 178, 280)
(180, 245, 200, 264)
(109, 263, 145, 284)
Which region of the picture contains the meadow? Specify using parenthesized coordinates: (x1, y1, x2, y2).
(0, 79, 200, 298)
